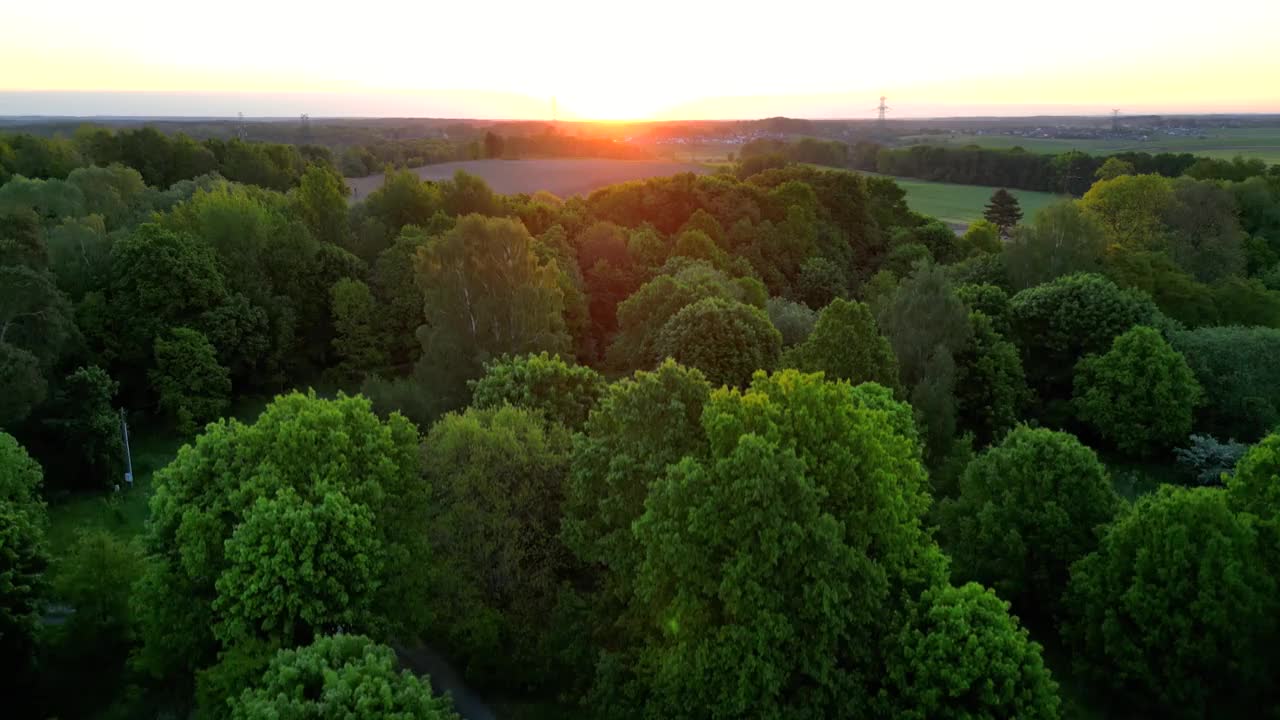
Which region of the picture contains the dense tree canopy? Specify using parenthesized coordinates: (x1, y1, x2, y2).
(941, 427, 1120, 617)
(1073, 326, 1202, 456)
(229, 634, 458, 720)
(880, 583, 1060, 720)
(781, 297, 900, 390)
(0, 433, 48, 696)
(468, 351, 605, 429)
(134, 392, 426, 692)
(1064, 486, 1279, 717)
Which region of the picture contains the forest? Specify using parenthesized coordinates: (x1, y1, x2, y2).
(3, 123, 1280, 719)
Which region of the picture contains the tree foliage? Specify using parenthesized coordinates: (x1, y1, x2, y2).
(1063, 486, 1279, 717)
(421, 405, 573, 687)
(0, 432, 48, 695)
(617, 370, 945, 718)
(651, 297, 781, 388)
(468, 351, 605, 430)
(150, 327, 231, 435)
(782, 297, 900, 390)
(229, 634, 458, 720)
(941, 427, 1120, 616)
(134, 392, 426, 687)
(1073, 326, 1202, 456)
(879, 583, 1060, 720)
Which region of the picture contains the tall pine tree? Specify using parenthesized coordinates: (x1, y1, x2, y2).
(983, 188, 1024, 235)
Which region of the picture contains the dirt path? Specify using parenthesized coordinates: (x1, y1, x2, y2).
(347, 158, 711, 201)
(394, 642, 496, 720)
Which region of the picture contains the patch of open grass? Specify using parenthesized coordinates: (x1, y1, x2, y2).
(44, 394, 278, 561)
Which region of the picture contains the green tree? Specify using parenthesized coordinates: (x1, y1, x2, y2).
(292, 163, 350, 247)
(41, 365, 123, 488)
(468, 351, 605, 430)
(229, 634, 458, 720)
(329, 278, 387, 383)
(98, 223, 229, 396)
(651, 297, 781, 388)
(1225, 433, 1280, 519)
(440, 170, 504, 217)
(0, 343, 45, 429)
(879, 583, 1060, 720)
(1172, 326, 1280, 442)
(562, 361, 712, 611)
(765, 296, 817, 347)
(1080, 173, 1174, 250)
(955, 283, 1011, 334)
(941, 427, 1120, 616)
(42, 529, 145, 717)
(877, 263, 973, 462)
(1094, 157, 1135, 181)
(781, 297, 900, 390)
(134, 392, 426, 685)
(620, 370, 945, 718)
(792, 255, 846, 308)
(421, 405, 572, 687)
(1004, 201, 1107, 290)
(953, 311, 1031, 447)
(609, 260, 763, 371)
(1008, 273, 1163, 403)
(957, 219, 1002, 257)
(1073, 326, 1202, 456)
(983, 188, 1023, 235)
(0, 432, 48, 695)
(414, 214, 569, 414)
(150, 327, 231, 435)
(1063, 486, 1278, 717)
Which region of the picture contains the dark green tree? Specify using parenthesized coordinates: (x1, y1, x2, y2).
(1073, 326, 1202, 456)
(1226, 433, 1280, 519)
(469, 351, 605, 430)
(941, 427, 1120, 617)
(1008, 272, 1163, 403)
(0, 432, 48, 697)
(879, 583, 1060, 720)
(1063, 486, 1278, 717)
(421, 405, 573, 687)
(781, 297, 900, 391)
(651, 297, 781, 388)
(329, 278, 387, 383)
(983, 188, 1023, 235)
(953, 311, 1031, 447)
(150, 327, 231, 435)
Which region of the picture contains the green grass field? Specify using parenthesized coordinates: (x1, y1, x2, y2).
(808, 166, 1065, 228)
(45, 395, 276, 564)
(903, 128, 1280, 164)
(889, 176, 1063, 228)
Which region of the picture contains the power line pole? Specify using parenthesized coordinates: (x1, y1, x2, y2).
(119, 408, 134, 489)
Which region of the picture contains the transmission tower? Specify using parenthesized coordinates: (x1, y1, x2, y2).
(236, 111, 247, 140)
(1112, 109, 1121, 133)
(300, 113, 311, 143)
(875, 96, 890, 126)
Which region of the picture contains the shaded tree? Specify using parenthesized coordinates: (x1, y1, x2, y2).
(1073, 326, 1202, 456)
(781, 297, 900, 390)
(468, 351, 605, 430)
(651, 297, 781, 388)
(1063, 486, 1278, 717)
(941, 427, 1120, 617)
(150, 327, 231, 435)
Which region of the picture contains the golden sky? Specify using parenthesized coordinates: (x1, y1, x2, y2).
(4, 0, 1279, 119)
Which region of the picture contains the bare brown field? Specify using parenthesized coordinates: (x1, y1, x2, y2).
(347, 158, 712, 200)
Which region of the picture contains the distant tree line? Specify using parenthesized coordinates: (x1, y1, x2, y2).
(1, 127, 330, 191)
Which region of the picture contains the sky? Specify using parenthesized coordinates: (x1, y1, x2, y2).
(3, 0, 1279, 120)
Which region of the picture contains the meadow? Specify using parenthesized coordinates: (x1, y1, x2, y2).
(904, 127, 1280, 164)
(347, 157, 711, 199)
(838, 168, 1064, 228)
